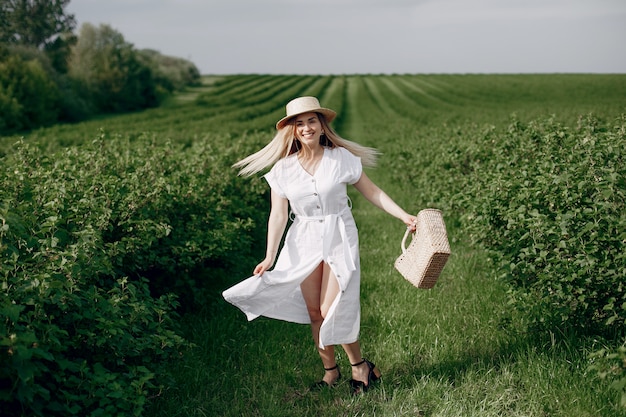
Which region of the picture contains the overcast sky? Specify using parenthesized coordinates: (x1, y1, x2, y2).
(67, 0, 626, 75)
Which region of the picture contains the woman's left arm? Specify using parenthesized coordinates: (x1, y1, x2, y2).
(353, 172, 417, 231)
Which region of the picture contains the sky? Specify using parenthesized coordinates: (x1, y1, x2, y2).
(66, 0, 626, 75)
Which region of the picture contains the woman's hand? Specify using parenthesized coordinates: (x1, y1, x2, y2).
(404, 214, 418, 233)
(253, 257, 274, 277)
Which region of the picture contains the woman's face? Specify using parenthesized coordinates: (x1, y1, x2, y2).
(294, 112, 323, 148)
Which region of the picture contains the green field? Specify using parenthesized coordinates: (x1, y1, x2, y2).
(2, 74, 625, 417)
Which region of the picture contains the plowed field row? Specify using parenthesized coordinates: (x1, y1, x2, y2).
(3, 74, 624, 152)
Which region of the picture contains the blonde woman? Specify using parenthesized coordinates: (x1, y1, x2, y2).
(223, 97, 417, 394)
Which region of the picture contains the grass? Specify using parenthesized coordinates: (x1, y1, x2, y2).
(147, 229, 621, 416)
(148, 138, 623, 415)
(161, 76, 223, 106)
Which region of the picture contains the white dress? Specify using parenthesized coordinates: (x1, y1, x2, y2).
(222, 147, 363, 348)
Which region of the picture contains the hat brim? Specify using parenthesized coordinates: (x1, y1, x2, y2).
(276, 108, 337, 130)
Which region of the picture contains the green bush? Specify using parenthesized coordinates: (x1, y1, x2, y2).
(0, 84, 22, 131)
(386, 112, 626, 407)
(10, 44, 95, 123)
(139, 49, 201, 92)
(0, 131, 267, 416)
(55, 75, 96, 122)
(0, 55, 59, 131)
(457, 115, 625, 337)
(465, 115, 626, 408)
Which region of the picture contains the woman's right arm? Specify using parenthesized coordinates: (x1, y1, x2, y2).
(254, 189, 289, 276)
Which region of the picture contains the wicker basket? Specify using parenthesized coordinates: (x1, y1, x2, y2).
(394, 209, 451, 289)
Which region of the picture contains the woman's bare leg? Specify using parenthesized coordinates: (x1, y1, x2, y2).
(300, 262, 377, 386)
(341, 340, 371, 383)
(300, 262, 341, 384)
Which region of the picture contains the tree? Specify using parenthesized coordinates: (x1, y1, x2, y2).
(0, 54, 59, 131)
(68, 23, 159, 112)
(139, 49, 201, 92)
(0, 0, 76, 72)
(0, 0, 76, 48)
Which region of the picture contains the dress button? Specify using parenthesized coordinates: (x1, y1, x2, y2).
(316, 205, 320, 209)
(313, 193, 318, 196)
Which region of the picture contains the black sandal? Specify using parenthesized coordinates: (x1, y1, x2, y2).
(310, 364, 342, 390)
(349, 359, 381, 395)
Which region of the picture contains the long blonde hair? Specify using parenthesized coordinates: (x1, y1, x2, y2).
(233, 113, 379, 177)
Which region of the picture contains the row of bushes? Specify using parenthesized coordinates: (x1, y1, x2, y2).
(0, 131, 268, 416)
(453, 114, 625, 402)
(0, 22, 201, 134)
(455, 114, 625, 338)
(387, 113, 625, 404)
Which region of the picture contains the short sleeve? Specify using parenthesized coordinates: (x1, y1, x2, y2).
(339, 147, 362, 184)
(264, 162, 287, 198)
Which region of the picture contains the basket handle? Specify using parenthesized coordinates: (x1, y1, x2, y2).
(401, 213, 421, 253)
(400, 228, 412, 253)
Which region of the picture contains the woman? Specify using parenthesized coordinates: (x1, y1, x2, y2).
(223, 96, 417, 394)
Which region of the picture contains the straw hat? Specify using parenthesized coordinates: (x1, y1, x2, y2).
(275, 96, 337, 129)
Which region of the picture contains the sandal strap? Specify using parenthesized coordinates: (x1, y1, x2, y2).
(324, 364, 340, 371)
(350, 359, 366, 367)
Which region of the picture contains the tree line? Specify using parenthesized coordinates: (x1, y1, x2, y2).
(0, 0, 201, 134)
